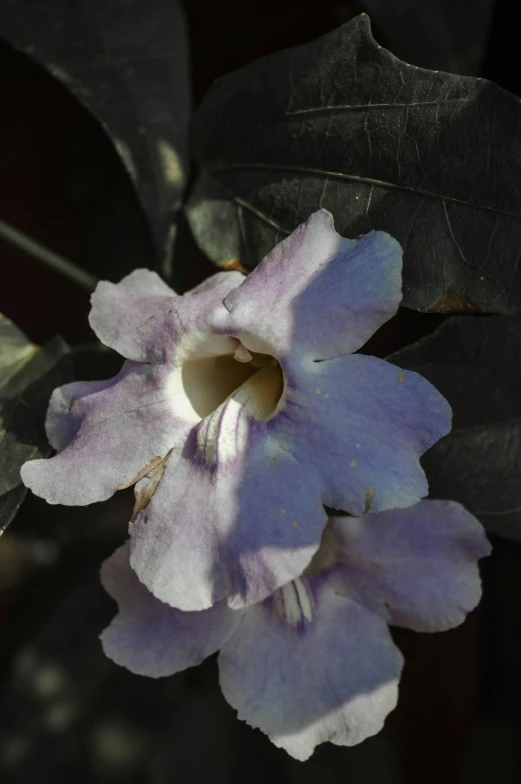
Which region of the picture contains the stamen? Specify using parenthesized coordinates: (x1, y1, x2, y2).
(234, 343, 253, 363)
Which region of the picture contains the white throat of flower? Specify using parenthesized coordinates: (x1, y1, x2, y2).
(168, 338, 284, 468)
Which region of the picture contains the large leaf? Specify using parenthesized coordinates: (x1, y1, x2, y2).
(0, 315, 71, 533)
(359, 0, 496, 75)
(0, 0, 190, 276)
(390, 315, 521, 542)
(187, 14, 521, 315)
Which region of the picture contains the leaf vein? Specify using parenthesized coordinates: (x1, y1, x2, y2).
(214, 163, 521, 220)
(285, 98, 473, 116)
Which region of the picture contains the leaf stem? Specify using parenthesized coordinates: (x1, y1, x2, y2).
(0, 218, 99, 292)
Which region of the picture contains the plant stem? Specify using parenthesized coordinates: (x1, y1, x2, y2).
(0, 218, 99, 292)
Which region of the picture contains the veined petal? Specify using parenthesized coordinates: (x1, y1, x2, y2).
(101, 544, 241, 677)
(21, 361, 190, 506)
(129, 423, 327, 612)
(221, 210, 402, 360)
(270, 353, 451, 515)
(326, 500, 491, 632)
(218, 572, 403, 761)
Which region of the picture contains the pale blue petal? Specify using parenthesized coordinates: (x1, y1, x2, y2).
(89, 269, 180, 363)
(21, 361, 190, 505)
(129, 426, 327, 612)
(218, 573, 403, 761)
(270, 353, 451, 515)
(89, 268, 242, 364)
(45, 376, 121, 452)
(327, 500, 491, 632)
(101, 544, 241, 677)
(185, 269, 245, 297)
(222, 210, 402, 360)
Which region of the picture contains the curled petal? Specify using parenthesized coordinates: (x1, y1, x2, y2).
(270, 353, 451, 515)
(101, 544, 240, 677)
(21, 361, 190, 506)
(218, 573, 403, 761)
(326, 500, 491, 632)
(129, 426, 327, 612)
(222, 210, 402, 360)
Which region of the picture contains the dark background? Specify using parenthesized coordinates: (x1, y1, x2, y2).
(1, 1, 521, 782)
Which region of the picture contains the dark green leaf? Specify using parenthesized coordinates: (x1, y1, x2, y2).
(0, 315, 71, 534)
(187, 14, 521, 315)
(0, 0, 190, 277)
(390, 315, 521, 542)
(359, 0, 496, 75)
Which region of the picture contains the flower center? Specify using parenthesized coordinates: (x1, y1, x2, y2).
(181, 342, 284, 421)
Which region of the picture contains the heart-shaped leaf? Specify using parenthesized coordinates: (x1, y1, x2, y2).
(0, 315, 71, 533)
(187, 14, 521, 314)
(0, 0, 190, 277)
(390, 315, 521, 542)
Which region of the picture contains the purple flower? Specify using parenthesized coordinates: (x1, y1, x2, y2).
(100, 500, 491, 761)
(21, 210, 451, 612)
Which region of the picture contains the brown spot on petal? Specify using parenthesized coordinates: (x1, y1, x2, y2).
(221, 259, 249, 274)
(427, 291, 479, 313)
(131, 449, 173, 523)
(269, 458, 276, 466)
(398, 372, 405, 383)
(363, 485, 376, 514)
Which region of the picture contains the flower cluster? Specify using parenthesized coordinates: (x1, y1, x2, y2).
(21, 210, 490, 759)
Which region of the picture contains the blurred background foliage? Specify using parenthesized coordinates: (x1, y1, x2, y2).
(1, 0, 521, 782)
